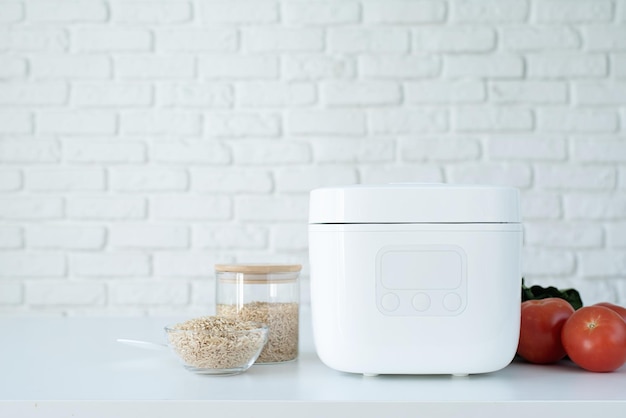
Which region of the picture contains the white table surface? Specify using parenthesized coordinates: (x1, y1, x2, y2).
(1, 311, 625, 418)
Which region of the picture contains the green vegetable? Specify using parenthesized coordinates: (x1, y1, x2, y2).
(521, 278, 584, 310)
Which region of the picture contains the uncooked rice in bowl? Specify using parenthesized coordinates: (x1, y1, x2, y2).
(165, 316, 268, 371)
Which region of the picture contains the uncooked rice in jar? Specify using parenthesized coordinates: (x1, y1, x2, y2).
(217, 301, 299, 363)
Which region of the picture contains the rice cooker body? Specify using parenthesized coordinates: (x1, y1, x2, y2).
(308, 184, 523, 376)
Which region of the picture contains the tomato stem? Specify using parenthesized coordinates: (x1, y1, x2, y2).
(586, 316, 601, 330)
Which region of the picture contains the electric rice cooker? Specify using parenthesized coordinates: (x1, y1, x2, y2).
(308, 183, 523, 376)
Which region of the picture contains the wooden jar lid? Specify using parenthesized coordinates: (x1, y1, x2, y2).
(214, 264, 302, 274)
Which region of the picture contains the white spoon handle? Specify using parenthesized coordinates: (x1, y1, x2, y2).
(116, 338, 168, 351)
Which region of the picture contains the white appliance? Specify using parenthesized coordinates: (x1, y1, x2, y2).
(308, 183, 523, 376)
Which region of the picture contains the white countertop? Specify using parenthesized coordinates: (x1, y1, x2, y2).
(1, 312, 625, 418)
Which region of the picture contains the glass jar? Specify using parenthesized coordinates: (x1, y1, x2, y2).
(215, 263, 301, 363)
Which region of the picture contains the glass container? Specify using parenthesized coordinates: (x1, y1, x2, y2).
(215, 263, 301, 363)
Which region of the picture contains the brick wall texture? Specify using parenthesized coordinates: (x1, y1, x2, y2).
(1, 0, 625, 316)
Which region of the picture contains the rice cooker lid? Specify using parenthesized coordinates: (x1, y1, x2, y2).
(309, 183, 521, 224)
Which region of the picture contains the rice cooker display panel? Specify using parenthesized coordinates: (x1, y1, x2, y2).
(375, 245, 467, 316)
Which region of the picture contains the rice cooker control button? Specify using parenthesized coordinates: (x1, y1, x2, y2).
(443, 292, 462, 312)
(411, 292, 431, 312)
(380, 293, 400, 312)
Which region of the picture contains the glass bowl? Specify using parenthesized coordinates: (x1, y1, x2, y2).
(164, 316, 268, 376)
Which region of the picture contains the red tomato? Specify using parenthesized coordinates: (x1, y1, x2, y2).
(594, 302, 626, 323)
(561, 306, 626, 372)
(517, 298, 575, 364)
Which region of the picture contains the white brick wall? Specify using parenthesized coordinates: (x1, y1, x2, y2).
(1, 0, 625, 316)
